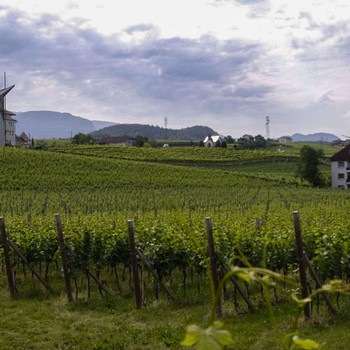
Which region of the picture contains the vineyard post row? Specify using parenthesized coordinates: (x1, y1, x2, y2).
(0, 213, 337, 319)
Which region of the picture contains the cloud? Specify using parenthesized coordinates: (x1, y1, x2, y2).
(124, 23, 156, 34)
(1, 6, 270, 126)
(1, 2, 350, 138)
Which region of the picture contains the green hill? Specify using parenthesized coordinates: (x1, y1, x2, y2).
(90, 124, 218, 140)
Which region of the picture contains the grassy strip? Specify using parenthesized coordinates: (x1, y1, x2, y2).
(1, 284, 350, 350)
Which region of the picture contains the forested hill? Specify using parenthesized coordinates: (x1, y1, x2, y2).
(90, 124, 218, 140)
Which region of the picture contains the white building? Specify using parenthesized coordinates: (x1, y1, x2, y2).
(0, 85, 16, 146)
(278, 136, 293, 144)
(330, 145, 350, 189)
(203, 135, 225, 147)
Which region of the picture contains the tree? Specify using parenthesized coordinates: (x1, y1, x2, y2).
(72, 133, 95, 145)
(225, 135, 235, 144)
(135, 135, 149, 147)
(254, 135, 267, 149)
(296, 145, 325, 187)
(237, 137, 255, 150)
(215, 139, 222, 148)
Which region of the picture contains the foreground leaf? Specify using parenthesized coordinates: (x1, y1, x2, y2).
(181, 321, 233, 349)
(293, 336, 320, 349)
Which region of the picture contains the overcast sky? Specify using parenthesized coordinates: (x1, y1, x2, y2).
(1, 0, 349, 138)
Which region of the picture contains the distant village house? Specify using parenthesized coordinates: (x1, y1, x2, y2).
(203, 135, 225, 147)
(278, 136, 293, 144)
(241, 134, 254, 141)
(96, 136, 136, 147)
(16, 132, 31, 147)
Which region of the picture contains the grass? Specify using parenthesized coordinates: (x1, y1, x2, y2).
(1, 279, 350, 350)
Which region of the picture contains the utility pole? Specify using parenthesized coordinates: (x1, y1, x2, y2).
(265, 116, 270, 140)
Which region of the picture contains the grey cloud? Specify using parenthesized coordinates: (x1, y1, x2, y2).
(0, 6, 284, 134)
(291, 18, 350, 62)
(318, 90, 335, 106)
(232, 86, 272, 99)
(124, 23, 157, 34)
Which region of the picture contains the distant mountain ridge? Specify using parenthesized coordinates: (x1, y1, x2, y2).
(291, 132, 340, 142)
(14, 110, 216, 140)
(15, 111, 116, 139)
(91, 123, 218, 140)
(15, 110, 339, 142)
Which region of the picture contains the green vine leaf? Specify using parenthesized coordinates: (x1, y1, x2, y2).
(292, 336, 320, 349)
(181, 321, 233, 349)
(181, 325, 202, 347)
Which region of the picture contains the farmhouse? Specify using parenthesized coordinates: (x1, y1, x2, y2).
(0, 85, 16, 146)
(203, 135, 225, 147)
(16, 132, 31, 147)
(330, 145, 350, 189)
(278, 136, 293, 144)
(96, 136, 136, 146)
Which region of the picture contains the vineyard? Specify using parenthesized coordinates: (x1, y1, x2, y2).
(0, 147, 348, 284)
(0, 145, 350, 348)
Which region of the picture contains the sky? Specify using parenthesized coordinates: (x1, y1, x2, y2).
(1, 0, 350, 139)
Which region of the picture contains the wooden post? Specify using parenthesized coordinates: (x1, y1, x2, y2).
(205, 217, 222, 316)
(55, 214, 73, 302)
(128, 220, 142, 309)
(0, 217, 17, 298)
(293, 211, 311, 319)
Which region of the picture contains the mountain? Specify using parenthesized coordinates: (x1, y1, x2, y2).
(14, 110, 214, 140)
(91, 120, 117, 130)
(90, 124, 218, 140)
(15, 111, 116, 139)
(291, 133, 340, 143)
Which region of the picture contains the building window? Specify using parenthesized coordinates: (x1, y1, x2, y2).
(338, 185, 345, 189)
(338, 173, 345, 180)
(338, 161, 345, 168)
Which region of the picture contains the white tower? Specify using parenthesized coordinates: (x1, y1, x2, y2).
(265, 116, 270, 140)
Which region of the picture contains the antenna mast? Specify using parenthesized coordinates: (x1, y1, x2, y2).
(265, 116, 270, 140)
(164, 117, 168, 129)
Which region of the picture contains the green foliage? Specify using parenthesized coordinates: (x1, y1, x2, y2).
(224, 135, 234, 144)
(296, 145, 325, 187)
(134, 134, 149, 147)
(0, 146, 345, 286)
(72, 133, 96, 145)
(181, 321, 233, 350)
(236, 134, 267, 150)
(292, 336, 321, 349)
(1, 146, 350, 350)
(90, 124, 216, 140)
(182, 264, 350, 350)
